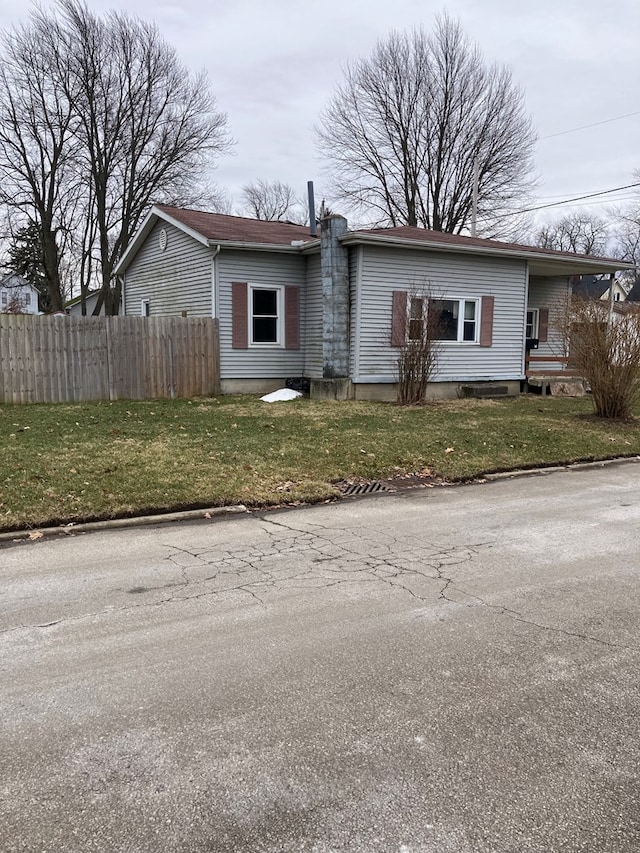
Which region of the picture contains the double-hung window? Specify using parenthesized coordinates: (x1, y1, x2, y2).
(408, 297, 425, 341)
(526, 308, 539, 340)
(430, 298, 478, 342)
(249, 284, 283, 346)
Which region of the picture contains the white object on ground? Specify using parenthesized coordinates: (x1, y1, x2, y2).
(260, 388, 303, 403)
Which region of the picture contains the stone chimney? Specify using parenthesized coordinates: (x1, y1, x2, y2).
(317, 215, 351, 396)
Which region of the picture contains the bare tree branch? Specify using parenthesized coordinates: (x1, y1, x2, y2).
(0, 0, 232, 314)
(534, 212, 611, 255)
(316, 15, 537, 237)
(240, 179, 307, 223)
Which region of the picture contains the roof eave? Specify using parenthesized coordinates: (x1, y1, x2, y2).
(207, 239, 319, 254)
(340, 232, 634, 276)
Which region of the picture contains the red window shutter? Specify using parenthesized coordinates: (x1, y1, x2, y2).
(479, 295, 494, 347)
(538, 308, 549, 342)
(285, 286, 300, 350)
(391, 290, 407, 347)
(231, 282, 248, 349)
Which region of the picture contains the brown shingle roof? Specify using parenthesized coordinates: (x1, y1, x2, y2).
(358, 225, 625, 264)
(156, 205, 314, 245)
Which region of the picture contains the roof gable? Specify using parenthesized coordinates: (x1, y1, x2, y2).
(0, 273, 38, 291)
(116, 205, 317, 275)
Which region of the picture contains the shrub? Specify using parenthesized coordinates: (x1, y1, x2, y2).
(565, 297, 640, 419)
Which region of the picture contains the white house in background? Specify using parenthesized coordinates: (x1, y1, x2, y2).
(571, 274, 629, 303)
(114, 205, 634, 400)
(65, 289, 108, 316)
(0, 274, 39, 314)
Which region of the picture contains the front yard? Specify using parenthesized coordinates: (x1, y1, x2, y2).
(1, 394, 639, 531)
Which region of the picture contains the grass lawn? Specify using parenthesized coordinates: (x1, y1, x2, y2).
(1, 394, 639, 531)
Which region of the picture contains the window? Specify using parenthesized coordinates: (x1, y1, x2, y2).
(430, 298, 478, 342)
(1, 292, 6, 306)
(24, 292, 31, 306)
(141, 299, 150, 316)
(249, 285, 283, 345)
(526, 309, 539, 339)
(408, 297, 424, 341)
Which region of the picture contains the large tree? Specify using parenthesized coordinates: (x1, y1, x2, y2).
(240, 179, 306, 223)
(534, 212, 611, 256)
(0, 0, 230, 314)
(0, 9, 79, 311)
(316, 15, 536, 236)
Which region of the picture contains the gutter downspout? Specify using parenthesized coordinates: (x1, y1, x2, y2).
(211, 244, 221, 318)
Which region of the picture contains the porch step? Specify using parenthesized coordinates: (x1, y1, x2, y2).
(527, 376, 586, 397)
(460, 384, 511, 399)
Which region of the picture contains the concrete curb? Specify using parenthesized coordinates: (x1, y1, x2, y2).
(3, 456, 639, 542)
(0, 504, 248, 543)
(482, 455, 640, 482)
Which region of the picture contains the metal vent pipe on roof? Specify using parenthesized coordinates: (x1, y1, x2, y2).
(307, 181, 317, 237)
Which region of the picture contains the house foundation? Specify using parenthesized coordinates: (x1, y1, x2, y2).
(310, 378, 353, 401)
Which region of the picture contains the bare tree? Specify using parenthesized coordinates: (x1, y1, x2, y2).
(240, 179, 306, 223)
(59, 0, 231, 314)
(316, 15, 536, 236)
(0, 0, 231, 314)
(534, 212, 611, 255)
(0, 9, 79, 311)
(612, 172, 640, 280)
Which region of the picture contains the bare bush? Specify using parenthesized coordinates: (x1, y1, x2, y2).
(1, 290, 28, 313)
(395, 288, 444, 404)
(562, 297, 640, 419)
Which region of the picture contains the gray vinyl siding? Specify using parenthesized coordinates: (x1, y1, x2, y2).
(123, 221, 212, 316)
(304, 253, 323, 379)
(349, 248, 360, 380)
(218, 249, 306, 379)
(354, 246, 528, 383)
(528, 276, 570, 371)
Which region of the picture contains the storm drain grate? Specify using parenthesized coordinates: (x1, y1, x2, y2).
(339, 481, 393, 496)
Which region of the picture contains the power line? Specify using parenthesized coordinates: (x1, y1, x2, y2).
(511, 181, 640, 216)
(539, 110, 640, 141)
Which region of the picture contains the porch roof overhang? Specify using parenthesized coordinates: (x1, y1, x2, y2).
(339, 232, 636, 278)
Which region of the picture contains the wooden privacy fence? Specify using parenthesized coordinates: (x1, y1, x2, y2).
(0, 315, 220, 404)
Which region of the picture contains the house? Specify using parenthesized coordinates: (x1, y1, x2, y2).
(114, 205, 633, 400)
(624, 277, 640, 303)
(571, 273, 629, 303)
(65, 289, 114, 316)
(0, 274, 40, 314)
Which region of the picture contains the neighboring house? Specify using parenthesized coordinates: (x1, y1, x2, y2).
(114, 205, 633, 400)
(65, 289, 112, 316)
(0, 274, 40, 314)
(571, 273, 629, 303)
(624, 278, 640, 303)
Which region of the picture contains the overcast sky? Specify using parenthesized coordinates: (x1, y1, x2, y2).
(0, 0, 638, 231)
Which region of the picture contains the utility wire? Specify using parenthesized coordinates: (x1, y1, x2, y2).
(502, 181, 640, 218)
(539, 110, 640, 140)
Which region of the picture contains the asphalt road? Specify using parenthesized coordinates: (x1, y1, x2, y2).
(1, 462, 639, 852)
